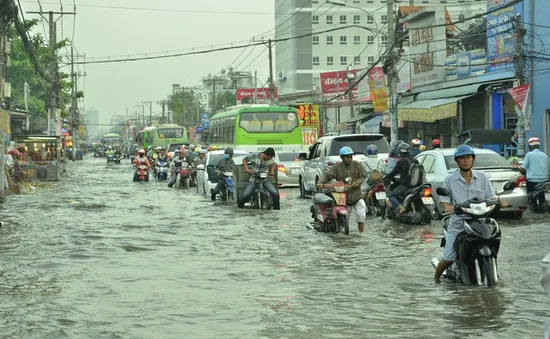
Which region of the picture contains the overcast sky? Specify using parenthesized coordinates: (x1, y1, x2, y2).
(19, 0, 274, 123)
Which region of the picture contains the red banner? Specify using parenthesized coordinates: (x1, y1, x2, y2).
(320, 70, 358, 95)
(236, 87, 277, 102)
(507, 84, 530, 114)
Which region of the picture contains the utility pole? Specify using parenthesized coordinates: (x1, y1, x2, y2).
(387, 0, 399, 143)
(515, 15, 526, 157)
(211, 78, 216, 113)
(70, 45, 77, 161)
(27, 10, 75, 136)
(141, 101, 154, 126)
(267, 39, 275, 103)
(254, 70, 258, 104)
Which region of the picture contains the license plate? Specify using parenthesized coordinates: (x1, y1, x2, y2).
(421, 197, 434, 205)
(375, 192, 386, 200)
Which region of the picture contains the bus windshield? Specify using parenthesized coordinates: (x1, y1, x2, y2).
(158, 128, 184, 139)
(239, 112, 298, 133)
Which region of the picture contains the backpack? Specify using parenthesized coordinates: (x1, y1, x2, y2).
(408, 161, 425, 187)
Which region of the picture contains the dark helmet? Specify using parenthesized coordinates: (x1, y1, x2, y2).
(454, 145, 475, 161)
(224, 147, 234, 156)
(398, 142, 410, 155)
(264, 147, 275, 157)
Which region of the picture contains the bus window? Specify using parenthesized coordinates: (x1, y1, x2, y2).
(240, 112, 298, 133)
(158, 128, 184, 139)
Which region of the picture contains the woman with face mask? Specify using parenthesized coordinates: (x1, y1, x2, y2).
(211, 148, 236, 201)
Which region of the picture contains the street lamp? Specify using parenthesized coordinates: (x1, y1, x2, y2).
(346, 66, 356, 134)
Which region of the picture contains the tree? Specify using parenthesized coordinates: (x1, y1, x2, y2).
(210, 92, 236, 112)
(7, 19, 73, 132)
(167, 89, 205, 127)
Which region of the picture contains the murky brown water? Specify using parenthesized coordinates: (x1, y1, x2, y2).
(0, 156, 547, 338)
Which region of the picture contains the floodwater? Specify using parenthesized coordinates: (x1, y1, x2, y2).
(0, 156, 548, 338)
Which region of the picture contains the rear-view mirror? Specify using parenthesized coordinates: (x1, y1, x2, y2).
(503, 181, 515, 191)
(436, 187, 450, 196)
(298, 152, 307, 161)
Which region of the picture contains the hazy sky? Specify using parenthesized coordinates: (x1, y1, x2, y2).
(19, 0, 274, 123)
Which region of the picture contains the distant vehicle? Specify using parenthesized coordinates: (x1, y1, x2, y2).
(417, 148, 528, 218)
(208, 105, 302, 153)
(274, 151, 303, 188)
(136, 124, 188, 150)
(102, 133, 123, 147)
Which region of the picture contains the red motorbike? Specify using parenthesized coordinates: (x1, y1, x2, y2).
(136, 164, 149, 182)
(310, 182, 350, 234)
(366, 182, 387, 217)
(178, 168, 191, 189)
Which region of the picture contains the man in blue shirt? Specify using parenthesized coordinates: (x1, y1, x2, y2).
(521, 136, 550, 209)
(434, 145, 495, 283)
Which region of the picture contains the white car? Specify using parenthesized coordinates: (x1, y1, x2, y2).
(196, 150, 249, 196)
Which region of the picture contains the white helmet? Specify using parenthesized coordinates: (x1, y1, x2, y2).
(411, 138, 421, 147)
(528, 137, 541, 147)
(156, 146, 162, 151)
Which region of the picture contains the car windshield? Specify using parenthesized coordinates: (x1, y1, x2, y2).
(329, 136, 390, 156)
(277, 152, 300, 162)
(444, 153, 511, 170)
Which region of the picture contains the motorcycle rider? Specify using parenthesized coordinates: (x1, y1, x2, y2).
(190, 149, 206, 184)
(409, 139, 422, 158)
(167, 149, 191, 187)
(211, 148, 236, 201)
(316, 146, 367, 232)
(434, 145, 496, 283)
(520, 137, 550, 210)
(384, 143, 417, 214)
(105, 146, 114, 157)
(432, 139, 441, 149)
(386, 140, 404, 173)
(133, 149, 151, 181)
(364, 144, 383, 172)
(238, 147, 280, 210)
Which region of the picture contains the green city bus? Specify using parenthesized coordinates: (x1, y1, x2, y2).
(136, 124, 188, 150)
(209, 105, 303, 153)
(102, 133, 123, 147)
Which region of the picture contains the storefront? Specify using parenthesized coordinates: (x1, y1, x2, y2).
(13, 135, 62, 181)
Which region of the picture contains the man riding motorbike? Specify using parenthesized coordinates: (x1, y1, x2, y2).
(384, 143, 417, 214)
(105, 146, 114, 157)
(133, 149, 151, 181)
(409, 138, 422, 158)
(432, 139, 441, 149)
(316, 146, 367, 233)
(211, 148, 236, 201)
(434, 145, 496, 283)
(167, 149, 191, 187)
(520, 136, 550, 210)
(190, 149, 207, 185)
(238, 147, 280, 210)
(386, 140, 404, 173)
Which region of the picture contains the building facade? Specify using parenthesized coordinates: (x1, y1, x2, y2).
(85, 107, 99, 138)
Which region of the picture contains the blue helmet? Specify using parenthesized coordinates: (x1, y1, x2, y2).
(366, 144, 378, 156)
(454, 145, 475, 160)
(339, 146, 354, 157)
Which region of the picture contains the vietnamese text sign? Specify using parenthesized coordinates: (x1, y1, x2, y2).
(367, 67, 388, 113)
(487, 0, 523, 72)
(508, 83, 530, 114)
(320, 70, 358, 95)
(302, 127, 318, 147)
(292, 103, 320, 127)
(236, 87, 277, 104)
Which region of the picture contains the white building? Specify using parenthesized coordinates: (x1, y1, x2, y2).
(85, 107, 99, 138)
(274, 0, 486, 95)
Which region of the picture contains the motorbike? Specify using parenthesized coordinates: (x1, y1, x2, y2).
(114, 154, 121, 164)
(529, 181, 549, 213)
(106, 154, 115, 164)
(178, 167, 191, 189)
(383, 181, 436, 225)
(249, 171, 274, 210)
(219, 171, 235, 201)
(94, 149, 104, 158)
(156, 161, 169, 181)
(431, 182, 514, 287)
(136, 164, 149, 182)
(310, 181, 350, 235)
(366, 182, 387, 217)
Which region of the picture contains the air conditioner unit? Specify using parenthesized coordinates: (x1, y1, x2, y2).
(278, 70, 285, 79)
(3, 82, 11, 98)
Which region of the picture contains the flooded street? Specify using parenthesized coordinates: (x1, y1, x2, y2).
(0, 156, 548, 338)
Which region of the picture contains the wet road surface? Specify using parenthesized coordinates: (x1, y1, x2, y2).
(0, 156, 548, 338)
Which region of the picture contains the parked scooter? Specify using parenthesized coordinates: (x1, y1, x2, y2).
(219, 171, 235, 201)
(528, 181, 549, 213)
(136, 164, 149, 182)
(431, 182, 514, 287)
(156, 160, 169, 181)
(310, 181, 350, 235)
(383, 181, 436, 225)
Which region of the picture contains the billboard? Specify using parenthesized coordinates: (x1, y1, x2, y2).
(320, 70, 359, 102)
(406, 7, 447, 89)
(200, 113, 210, 129)
(445, 49, 487, 81)
(290, 103, 320, 127)
(367, 67, 388, 113)
(486, 0, 523, 72)
(236, 87, 277, 104)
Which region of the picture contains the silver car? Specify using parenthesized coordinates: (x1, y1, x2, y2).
(417, 148, 528, 218)
(274, 151, 303, 188)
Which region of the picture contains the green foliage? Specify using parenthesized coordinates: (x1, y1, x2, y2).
(168, 89, 206, 127)
(210, 92, 237, 112)
(7, 20, 73, 131)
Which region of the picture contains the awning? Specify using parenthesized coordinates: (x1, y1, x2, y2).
(398, 95, 472, 122)
(346, 113, 373, 124)
(360, 115, 383, 133)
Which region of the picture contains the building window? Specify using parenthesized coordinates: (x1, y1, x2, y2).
(368, 56, 375, 63)
(380, 35, 387, 45)
(340, 56, 347, 65)
(312, 15, 319, 24)
(440, 0, 447, 3)
(381, 15, 387, 24)
(326, 15, 333, 24)
(367, 15, 374, 24)
(326, 36, 333, 45)
(312, 36, 319, 45)
(353, 0, 360, 3)
(340, 15, 347, 24)
(312, 0, 319, 2)
(327, 56, 334, 65)
(313, 56, 320, 65)
(367, 35, 374, 44)
(340, 36, 347, 45)
(354, 36, 361, 44)
(354, 56, 361, 65)
(353, 15, 360, 24)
